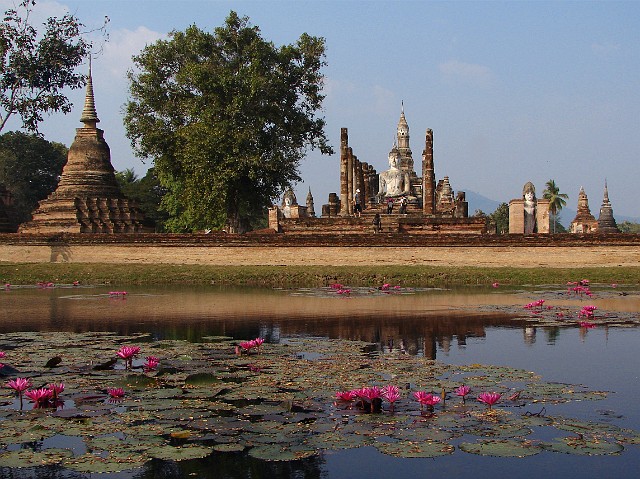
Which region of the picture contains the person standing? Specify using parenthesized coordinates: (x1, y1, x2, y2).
(353, 189, 362, 217)
(386, 197, 394, 214)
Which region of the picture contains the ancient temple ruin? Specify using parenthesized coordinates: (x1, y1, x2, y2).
(20, 67, 146, 234)
(508, 182, 550, 234)
(597, 181, 619, 233)
(269, 106, 485, 234)
(570, 187, 598, 234)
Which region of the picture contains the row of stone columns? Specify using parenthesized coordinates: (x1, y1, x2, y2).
(339, 128, 378, 216)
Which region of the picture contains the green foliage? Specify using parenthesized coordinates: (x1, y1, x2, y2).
(115, 167, 169, 232)
(124, 11, 333, 232)
(489, 202, 509, 234)
(619, 221, 640, 233)
(0, 0, 92, 133)
(542, 179, 569, 234)
(0, 130, 66, 223)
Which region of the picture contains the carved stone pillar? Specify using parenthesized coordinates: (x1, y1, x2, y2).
(339, 128, 349, 216)
(422, 129, 435, 215)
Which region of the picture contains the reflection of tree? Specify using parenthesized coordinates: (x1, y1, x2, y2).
(545, 327, 560, 344)
(139, 451, 325, 479)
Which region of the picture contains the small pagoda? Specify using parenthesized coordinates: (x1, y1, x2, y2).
(597, 181, 619, 233)
(20, 65, 145, 234)
(570, 187, 598, 234)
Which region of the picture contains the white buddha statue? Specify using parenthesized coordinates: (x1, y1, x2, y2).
(523, 181, 537, 234)
(378, 149, 410, 199)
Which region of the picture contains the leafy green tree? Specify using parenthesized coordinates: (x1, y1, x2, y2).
(618, 221, 640, 233)
(489, 202, 509, 234)
(0, 131, 66, 223)
(0, 0, 94, 133)
(124, 12, 333, 233)
(542, 179, 569, 234)
(115, 167, 169, 232)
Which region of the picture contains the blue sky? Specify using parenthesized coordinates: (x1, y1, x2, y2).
(3, 0, 639, 220)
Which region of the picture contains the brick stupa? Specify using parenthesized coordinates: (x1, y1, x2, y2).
(570, 187, 598, 234)
(597, 181, 619, 233)
(20, 67, 145, 233)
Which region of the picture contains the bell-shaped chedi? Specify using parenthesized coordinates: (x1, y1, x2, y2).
(570, 186, 598, 234)
(20, 66, 145, 233)
(597, 180, 619, 233)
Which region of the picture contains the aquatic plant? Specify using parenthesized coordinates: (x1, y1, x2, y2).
(116, 346, 140, 369)
(455, 385, 471, 402)
(478, 392, 501, 409)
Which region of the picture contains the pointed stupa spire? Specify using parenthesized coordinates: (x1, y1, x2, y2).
(598, 179, 619, 232)
(80, 58, 100, 128)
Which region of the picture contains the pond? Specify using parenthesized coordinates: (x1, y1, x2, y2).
(0, 283, 639, 478)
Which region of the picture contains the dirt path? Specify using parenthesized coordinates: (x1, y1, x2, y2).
(1, 244, 638, 267)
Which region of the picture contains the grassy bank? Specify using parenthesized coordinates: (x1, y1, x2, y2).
(1, 263, 639, 287)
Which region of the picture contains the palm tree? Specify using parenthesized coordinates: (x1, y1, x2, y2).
(542, 179, 568, 233)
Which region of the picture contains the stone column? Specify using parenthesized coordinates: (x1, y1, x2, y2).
(536, 199, 550, 234)
(508, 199, 524, 234)
(347, 147, 354, 215)
(422, 129, 435, 214)
(339, 128, 349, 216)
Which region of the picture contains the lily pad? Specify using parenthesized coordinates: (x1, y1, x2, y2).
(541, 437, 624, 455)
(459, 439, 542, 457)
(0, 448, 73, 468)
(374, 440, 455, 458)
(247, 444, 317, 461)
(146, 444, 213, 461)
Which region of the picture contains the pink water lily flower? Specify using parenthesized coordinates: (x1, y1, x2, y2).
(144, 356, 160, 370)
(413, 391, 440, 410)
(116, 345, 140, 369)
(25, 388, 53, 405)
(455, 385, 471, 402)
(107, 387, 125, 398)
(335, 390, 357, 401)
(382, 385, 401, 404)
(48, 382, 65, 397)
(116, 346, 140, 360)
(7, 377, 31, 394)
(363, 386, 383, 401)
(478, 392, 501, 409)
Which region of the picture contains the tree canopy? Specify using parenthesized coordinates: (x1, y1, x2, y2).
(489, 202, 509, 235)
(115, 167, 168, 232)
(0, 130, 67, 223)
(124, 12, 333, 232)
(542, 179, 569, 234)
(0, 0, 92, 133)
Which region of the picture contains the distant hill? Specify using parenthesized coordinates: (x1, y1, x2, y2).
(464, 190, 500, 216)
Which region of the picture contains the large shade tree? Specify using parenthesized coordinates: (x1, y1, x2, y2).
(124, 12, 333, 233)
(0, 0, 92, 133)
(0, 131, 67, 223)
(115, 167, 169, 232)
(542, 179, 569, 234)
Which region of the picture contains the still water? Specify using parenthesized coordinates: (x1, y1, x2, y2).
(1, 284, 639, 478)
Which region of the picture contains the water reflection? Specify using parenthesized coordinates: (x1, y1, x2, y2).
(0, 286, 526, 360)
(1, 285, 640, 479)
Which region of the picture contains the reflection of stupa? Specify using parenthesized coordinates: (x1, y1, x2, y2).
(20, 66, 146, 233)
